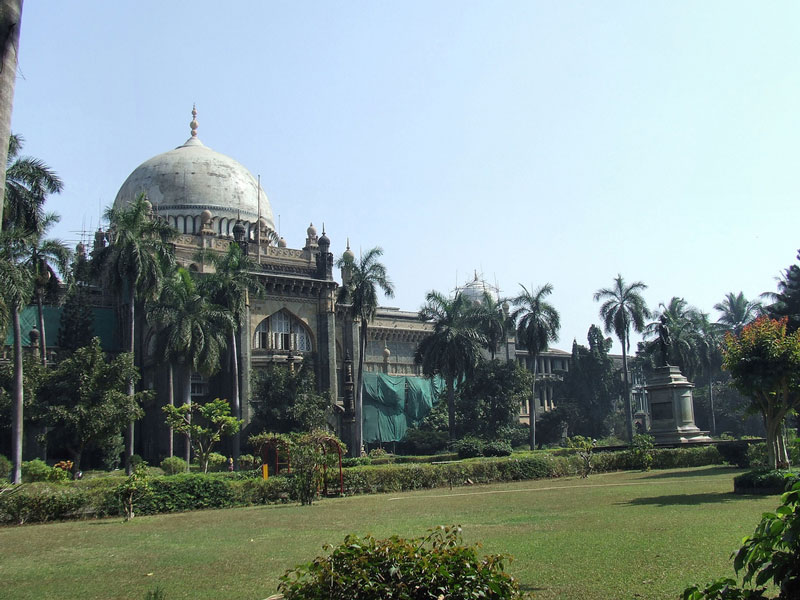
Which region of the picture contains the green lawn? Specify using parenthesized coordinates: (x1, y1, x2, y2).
(0, 466, 779, 600)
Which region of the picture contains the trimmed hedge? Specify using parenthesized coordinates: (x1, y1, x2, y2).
(0, 445, 725, 525)
(733, 469, 800, 495)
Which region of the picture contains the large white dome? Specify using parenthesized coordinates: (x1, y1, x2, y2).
(114, 111, 274, 235)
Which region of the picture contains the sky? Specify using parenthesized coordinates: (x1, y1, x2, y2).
(10, 1, 800, 354)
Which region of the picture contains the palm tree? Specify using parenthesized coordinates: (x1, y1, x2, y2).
(645, 297, 704, 381)
(594, 275, 650, 441)
(693, 311, 724, 435)
(0, 229, 34, 483)
(415, 291, 486, 440)
(92, 193, 176, 473)
(477, 291, 509, 361)
(511, 283, 560, 450)
(196, 242, 265, 467)
(3, 133, 64, 232)
(714, 292, 762, 335)
(0, 0, 24, 231)
(148, 268, 233, 467)
(25, 213, 71, 366)
(336, 247, 394, 456)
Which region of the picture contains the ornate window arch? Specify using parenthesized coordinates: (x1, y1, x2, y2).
(253, 310, 313, 352)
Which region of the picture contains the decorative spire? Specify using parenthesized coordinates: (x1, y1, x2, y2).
(190, 104, 199, 137)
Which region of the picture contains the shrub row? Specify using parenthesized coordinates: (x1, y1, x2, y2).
(0, 445, 724, 525)
(733, 469, 800, 495)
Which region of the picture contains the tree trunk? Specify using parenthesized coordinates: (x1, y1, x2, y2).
(123, 286, 136, 474)
(167, 362, 174, 458)
(230, 329, 240, 469)
(447, 377, 456, 441)
(621, 344, 633, 441)
(354, 319, 367, 456)
(0, 0, 23, 231)
(11, 305, 23, 483)
(36, 290, 46, 366)
(765, 418, 779, 470)
(529, 355, 539, 450)
(777, 423, 790, 469)
(183, 365, 192, 470)
(708, 371, 716, 436)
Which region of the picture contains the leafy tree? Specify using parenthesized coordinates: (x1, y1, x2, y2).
(556, 325, 618, 439)
(2, 133, 63, 233)
(92, 193, 175, 473)
(594, 274, 650, 441)
(196, 241, 265, 467)
(722, 317, 800, 469)
(162, 398, 243, 473)
(336, 247, 394, 456)
(0, 229, 34, 483)
(0, 352, 49, 460)
(511, 283, 560, 450)
(715, 291, 762, 336)
(41, 338, 145, 473)
(415, 291, 486, 441)
(250, 362, 329, 433)
(767, 249, 800, 334)
(455, 359, 532, 439)
(148, 267, 233, 465)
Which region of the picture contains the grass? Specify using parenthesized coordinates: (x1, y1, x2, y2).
(0, 465, 780, 599)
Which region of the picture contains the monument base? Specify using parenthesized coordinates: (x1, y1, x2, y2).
(649, 426, 712, 444)
(646, 365, 712, 445)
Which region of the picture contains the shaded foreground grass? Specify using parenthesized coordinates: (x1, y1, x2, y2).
(0, 466, 778, 600)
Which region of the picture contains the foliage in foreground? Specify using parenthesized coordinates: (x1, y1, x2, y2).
(683, 478, 800, 599)
(278, 525, 522, 599)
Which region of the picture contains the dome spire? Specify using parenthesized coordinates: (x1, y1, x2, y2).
(190, 104, 199, 138)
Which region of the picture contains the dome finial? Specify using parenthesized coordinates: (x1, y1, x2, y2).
(190, 104, 199, 138)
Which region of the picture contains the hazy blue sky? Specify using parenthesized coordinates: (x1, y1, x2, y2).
(11, 2, 800, 353)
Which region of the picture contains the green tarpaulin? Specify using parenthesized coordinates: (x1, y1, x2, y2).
(4, 305, 121, 352)
(362, 372, 444, 443)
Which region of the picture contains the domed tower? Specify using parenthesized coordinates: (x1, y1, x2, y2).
(113, 106, 275, 237)
(458, 271, 499, 304)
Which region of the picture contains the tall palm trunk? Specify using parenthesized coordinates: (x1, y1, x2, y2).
(0, 0, 23, 231)
(354, 319, 367, 456)
(182, 365, 192, 469)
(11, 305, 23, 483)
(529, 355, 538, 450)
(447, 376, 456, 440)
(35, 290, 46, 366)
(229, 329, 240, 469)
(125, 285, 135, 475)
(621, 343, 633, 441)
(167, 362, 174, 457)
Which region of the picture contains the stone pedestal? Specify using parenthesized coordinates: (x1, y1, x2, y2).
(646, 366, 711, 444)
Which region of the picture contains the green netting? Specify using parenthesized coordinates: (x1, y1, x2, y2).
(362, 372, 444, 443)
(4, 305, 121, 351)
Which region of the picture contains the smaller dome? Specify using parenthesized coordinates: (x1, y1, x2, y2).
(76, 242, 85, 255)
(278, 237, 287, 248)
(319, 231, 330, 248)
(383, 345, 391, 359)
(307, 223, 317, 237)
(201, 209, 213, 223)
(28, 328, 40, 343)
(343, 239, 354, 261)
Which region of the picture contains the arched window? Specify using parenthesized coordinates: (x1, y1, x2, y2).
(253, 310, 313, 352)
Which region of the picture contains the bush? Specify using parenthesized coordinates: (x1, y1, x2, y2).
(130, 454, 144, 468)
(746, 443, 768, 469)
(278, 525, 522, 599)
(103, 472, 237, 516)
(368, 447, 387, 458)
(733, 469, 800, 495)
(717, 440, 753, 468)
(204, 452, 229, 472)
(498, 424, 530, 449)
(683, 477, 800, 599)
(397, 428, 449, 455)
(21, 459, 69, 483)
(628, 434, 655, 471)
(483, 440, 513, 457)
(0, 454, 11, 480)
(160, 456, 188, 475)
(0, 484, 89, 525)
(451, 436, 485, 459)
(237, 454, 260, 471)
